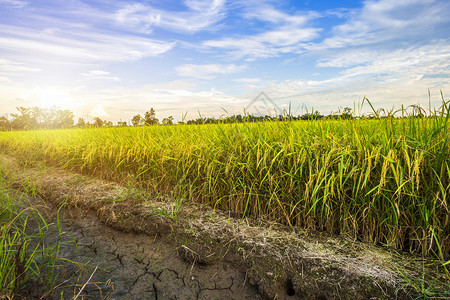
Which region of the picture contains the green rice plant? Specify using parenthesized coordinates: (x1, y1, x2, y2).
(0, 172, 83, 298)
(0, 98, 448, 261)
(396, 261, 450, 299)
(0, 214, 33, 295)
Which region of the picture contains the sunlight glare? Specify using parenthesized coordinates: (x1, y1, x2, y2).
(33, 87, 74, 108)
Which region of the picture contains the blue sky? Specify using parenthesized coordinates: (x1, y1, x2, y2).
(0, 0, 449, 122)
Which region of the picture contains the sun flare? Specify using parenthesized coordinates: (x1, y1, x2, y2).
(33, 87, 74, 108)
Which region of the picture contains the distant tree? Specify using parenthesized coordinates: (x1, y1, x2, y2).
(204, 117, 217, 124)
(144, 108, 158, 125)
(300, 110, 323, 120)
(162, 116, 174, 125)
(341, 107, 353, 119)
(53, 109, 75, 128)
(0, 116, 10, 130)
(105, 120, 113, 127)
(93, 117, 104, 127)
(10, 107, 35, 129)
(8, 106, 75, 129)
(30, 106, 45, 127)
(117, 121, 127, 126)
(131, 114, 142, 126)
(77, 117, 86, 127)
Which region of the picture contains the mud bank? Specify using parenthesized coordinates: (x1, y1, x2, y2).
(1, 155, 442, 299)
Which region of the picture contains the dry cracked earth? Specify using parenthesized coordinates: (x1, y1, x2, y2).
(20, 206, 262, 299)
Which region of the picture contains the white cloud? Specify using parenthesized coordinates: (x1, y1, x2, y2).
(0, 0, 27, 8)
(87, 70, 110, 76)
(0, 76, 12, 83)
(242, 4, 313, 25)
(316, 49, 378, 68)
(337, 44, 450, 79)
(312, 0, 450, 50)
(255, 76, 449, 117)
(81, 70, 120, 81)
(0, 24, 175, 64)
(67, 83, 245, 122)
(0, 81, 83, 114)
(90, 104, 108, 117)
(145, 80, 197, 91)
(0, 58, 41, 73)
(316, 43, 450, 82)
(257, 60, 449, 115)
(202, 3, 320, 59)
(203, 27, 319, 59)
(280, 0, 450, 113)
(176, 63, 247, 79)
(115, 0, 227, 34)
(233, 77, 261, 83)
(115, 4, 161, 34)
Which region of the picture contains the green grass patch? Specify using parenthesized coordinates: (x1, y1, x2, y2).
(0, 166, 83, 298)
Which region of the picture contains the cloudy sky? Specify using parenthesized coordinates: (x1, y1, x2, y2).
(0, 0, 449, 122)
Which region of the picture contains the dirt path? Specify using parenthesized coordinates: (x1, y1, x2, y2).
(31, 205, 262, 299)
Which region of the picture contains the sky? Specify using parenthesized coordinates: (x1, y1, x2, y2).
(0, 0, 449, 122)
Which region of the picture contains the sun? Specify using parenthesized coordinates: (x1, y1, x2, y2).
(33, 87, 74, 109)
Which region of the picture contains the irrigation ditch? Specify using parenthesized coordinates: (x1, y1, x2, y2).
(1, 155, 446, 299)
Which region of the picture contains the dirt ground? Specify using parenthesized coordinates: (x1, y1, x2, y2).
(17, 204, 262, 299)
(2, 155, 445, 299)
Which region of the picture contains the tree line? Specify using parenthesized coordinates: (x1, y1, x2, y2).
(0, 106, 354, 131)
(180, 107, 353, 125)
(0, 106, 75, 130)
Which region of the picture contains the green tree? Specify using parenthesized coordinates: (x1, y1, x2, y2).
(132, 114, 142, 126)
(162, 116, 174, 125)
(93, 117, 104, 127)
(0, 116, 10, 130)
(10, 107, 35, 129)
(77, 117, 86, 127)
(6, 106, 75, 130)
(341, 107, 352, 119)
(30, 106, 45, 127)
(53, 109, 74, 128)
(144, 108, 158, 125)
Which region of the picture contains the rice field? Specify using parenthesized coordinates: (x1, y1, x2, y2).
(0, 101, 449, 260)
